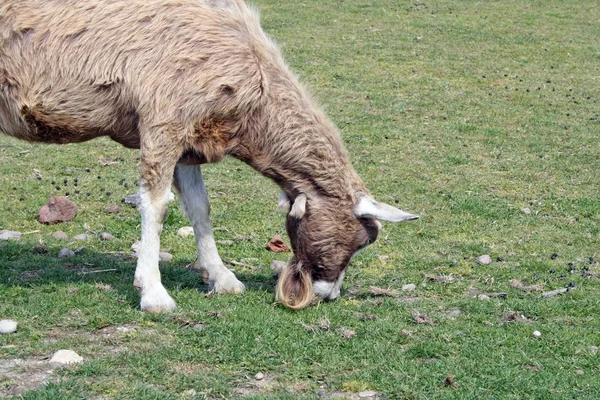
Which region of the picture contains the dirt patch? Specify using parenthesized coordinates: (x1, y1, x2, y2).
(0, 357, 58, 397)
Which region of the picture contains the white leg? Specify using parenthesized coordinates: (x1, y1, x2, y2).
(174, 164, 245, 294)
(134, 186, 177, 312)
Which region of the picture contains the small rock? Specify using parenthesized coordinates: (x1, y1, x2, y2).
(99, 232, 115, 241)
(58, 248, 76, 258)
(476, 255, 492, 265)
(477, 294, 490, 300)
(575, 369, 584, 375)
(182, 389, 198, 397)
(533, 330, 541, 337)
(270, 260, 287, 273)
(104, 204, 122, 214)
(0, 230, 21, 240)
(359, 391, 377, 398)
(447, 308, 461, 318)
(192, 323, 205, 331)
(159, 251, 173, 262)
(402, 283, 416, 292)
(521, 207, 531, 215)
(49, 349, 83, 367)
(73, 233, 89, 241)
(177, 226, 195, 237)
(254, 372, 265, 380)
(39, 196, 78, 224)
(0, 319, 18, 334)
(122, 193, 141, 207)
(52, 231, 68, 240)
(317, 389, 327, 398)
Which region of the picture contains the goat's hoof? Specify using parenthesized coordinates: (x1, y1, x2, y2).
(212, 273, 245, 295)
(140, 285, 177, 313)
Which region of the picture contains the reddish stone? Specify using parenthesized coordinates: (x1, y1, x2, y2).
(266, 234, 291, 252)
(39, 196, 78, 224)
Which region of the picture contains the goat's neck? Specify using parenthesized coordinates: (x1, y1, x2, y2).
(231, 92, 365, 201)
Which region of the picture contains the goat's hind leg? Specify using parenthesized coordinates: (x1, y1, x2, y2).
(174, 163, 245, 294)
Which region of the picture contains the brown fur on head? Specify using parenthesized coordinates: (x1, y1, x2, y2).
(276, 195, 379, 310)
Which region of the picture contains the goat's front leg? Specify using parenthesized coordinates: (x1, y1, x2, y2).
(133, 139, 179, 312)
(174, 163, 245, 294)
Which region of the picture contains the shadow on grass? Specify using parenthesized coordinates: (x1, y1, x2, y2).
(0, 240, 279, 310)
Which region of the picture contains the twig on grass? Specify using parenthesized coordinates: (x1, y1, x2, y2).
(541, 287, 570, 298)
(78, 268, 117, 275)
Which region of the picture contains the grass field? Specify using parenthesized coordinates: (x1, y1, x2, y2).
(1, 0, 599, 399)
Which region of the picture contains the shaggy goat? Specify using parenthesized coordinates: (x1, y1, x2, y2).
(0, 0, 418, 311)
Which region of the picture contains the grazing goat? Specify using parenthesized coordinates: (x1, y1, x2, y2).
(0, 0, 418, 311)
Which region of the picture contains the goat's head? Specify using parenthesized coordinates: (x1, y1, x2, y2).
(275, 191, 418, 309)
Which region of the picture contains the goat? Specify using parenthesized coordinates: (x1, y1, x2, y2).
(0, 0, 418, 311)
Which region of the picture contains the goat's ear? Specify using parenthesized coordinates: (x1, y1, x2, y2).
(355, 196, 419, 222)
(277, 191, 291, 213)
(289, 193, 307, 219)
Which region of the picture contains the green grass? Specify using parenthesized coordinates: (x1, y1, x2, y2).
(1, 0, 600, 398)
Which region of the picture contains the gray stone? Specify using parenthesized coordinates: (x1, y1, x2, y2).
(402, 283, 416, 292)
(254, 372, 264, 380)
(99, 232, 115, 241)
(177, 227, 195, 237)
(521, 207, 532, 215)
(159, 251, 173, 262)
(49, 349, 83, 367)
(52, 231, 68, 240)
(270, 260, 287, 272)
(122, 193, 141, 207)
(0, 319, 17, 334)
(58, 248, 75, 258)
(73, 234, 89, 241)
(359, 391, 377, 398)
(476, 255, 492, 265)
(0, 230, 21, 240)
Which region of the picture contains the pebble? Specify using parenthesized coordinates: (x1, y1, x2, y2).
(575, 369, 584, 375)
(477, 294, 490, 300)
(0, 230, 22, 240)
(270, 260, 287, 272)
(0, 319, 18, 334)
(49, 349, 83, 367)
(447, 308, 462, 318)
(182, 389, 197, 396)
(159, 251, 173, 262)
(359, 391, 377, 398)
(402, 283, 416, 292)
(122, 193, 141, 207)
(255, 372, 264, 380)
(533, 330, 541, 337)
(521, 207, 532, 215)
(99, 232, 115, 241)
(73, 234, 89, 241)
(177, 226, 195, 237)
(476, 255, 492, 265)
(52, 231, 68, 240)
(316, 389, 327, 398)
(58, 248, 76, 258)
